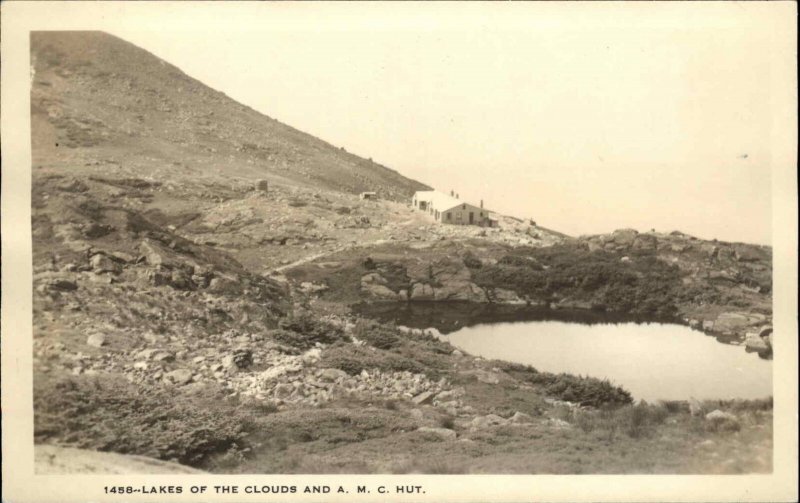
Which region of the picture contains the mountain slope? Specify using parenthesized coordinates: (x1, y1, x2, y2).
(31, 31, 429, 199)
(30, 31, 773, 476)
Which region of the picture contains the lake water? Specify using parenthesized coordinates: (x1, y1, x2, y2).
(355, 303, 772, 402)
(445, 320, 772, 402)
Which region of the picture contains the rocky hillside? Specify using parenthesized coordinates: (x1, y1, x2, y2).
(31, 31, 429, 200)
(580, 229, 772, 351)
(31, 32, 773, 475)
(287, 228, 772, 356)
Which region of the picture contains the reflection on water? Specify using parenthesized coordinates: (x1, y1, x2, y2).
(354, 301, 669, 334)
(355, 302, 772, 401)
(447, 320, 772, 401)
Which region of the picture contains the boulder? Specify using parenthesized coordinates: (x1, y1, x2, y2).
(745, 333, 769, 352)
(360, 272, 387, 285)
(705, 409, 738, 423)
(412, 391, 434, 405)
(700, 244, 719, 259)
(433, 281, 488, 302)
(713, 312, 751, 333)
(587, 241, 604, 252)
(361, 282, 399, 300)
(492, 288, 525, 304)
(299, 281, 328, 294)
(548, 418, 572, 429)
(475, 370, 501, 385)
(632, 234, 658, 251)
(733, 245, 764, 262)
(611, 229, 638, 246)
(152, 351, 175, 363)
(207, 276, 242, 295)
(301, 348, 322, 364)
(90, 254, 121, 274)
(86, 334, 106, 348)
(169, 270, 196, 291)
(273, 383, 294, 399)
(416, 427, 457, 440)
(165, 369, 193, 385)
(259, 362, 302, 381)
(139, 239, 173, 268)
(410, 283, 435, 301)
(430, 258, 472, 284)
(689, 398, 704, 416)
(510, 411, 534, 424)
(319, 368, 348, 382)
(58, 179, 89, 193)
(435, 390, 459, 402)
(469, 414, 508, 430)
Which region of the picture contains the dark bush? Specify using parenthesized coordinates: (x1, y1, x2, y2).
(34, 374, 259, 467)
(462, 251, 483, 269)
(353, 319, 400, 350)
(438, 414, 456, 429)
(498, 362, 632, 408)
(276, 311, 346, 350)
(472, 243, 684, 317)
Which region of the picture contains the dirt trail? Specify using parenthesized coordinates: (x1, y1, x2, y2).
(269, 245, 351, 274)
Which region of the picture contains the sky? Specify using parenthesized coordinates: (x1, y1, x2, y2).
(58, 3, 793, 244)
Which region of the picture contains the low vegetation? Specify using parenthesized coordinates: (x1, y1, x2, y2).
(471, 243, 685, 317)
(274, 311, 347, 350)
(34, 373, 262, 468)
(497, 361, 633, 408)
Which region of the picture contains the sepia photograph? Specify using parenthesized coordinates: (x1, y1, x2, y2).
(2, 1, 798, 502)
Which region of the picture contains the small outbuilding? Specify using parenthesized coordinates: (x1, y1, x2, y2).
(359, 191, 378, 200)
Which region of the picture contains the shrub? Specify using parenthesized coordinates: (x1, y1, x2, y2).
(276, 312, 346, 350)
(353, 319, 400, 350)
(660, 400, 688, 414)
(471, 243, 685, 317)
(625, 403, 650, 438)
(438, 414, 456, 429)
(462, 251, 483, 269)
(34, 374, 260, 467)
(500, 363, 633, 408)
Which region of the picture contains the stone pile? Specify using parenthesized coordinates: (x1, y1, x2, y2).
(231, 366, 451, 408)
